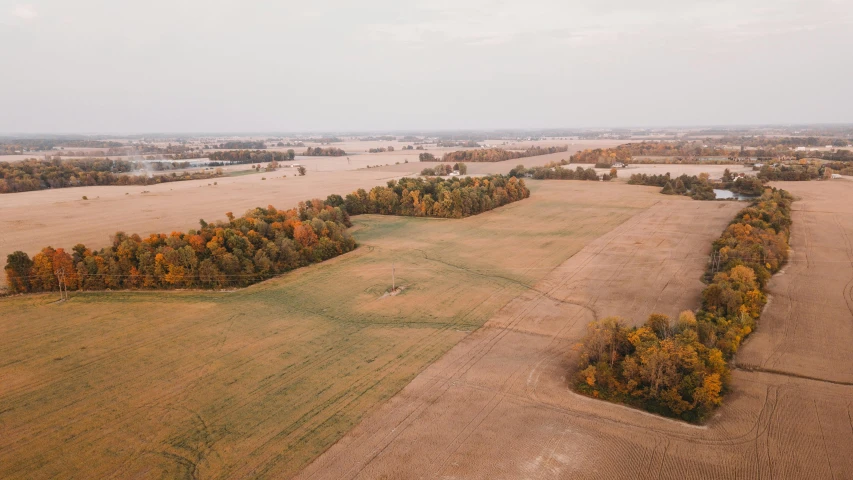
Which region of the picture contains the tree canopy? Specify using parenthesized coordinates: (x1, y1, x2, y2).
(574, 189, 793, 422)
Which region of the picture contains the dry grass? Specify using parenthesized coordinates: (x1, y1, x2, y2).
(0, 181, 661, 479)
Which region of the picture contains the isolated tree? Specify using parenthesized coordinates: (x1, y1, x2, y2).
(297, 165, 307, 176)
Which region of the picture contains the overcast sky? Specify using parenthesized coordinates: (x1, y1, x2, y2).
(1, 0, 851, 133)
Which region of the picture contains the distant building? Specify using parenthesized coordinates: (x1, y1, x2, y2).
(832, 174, 842, 179)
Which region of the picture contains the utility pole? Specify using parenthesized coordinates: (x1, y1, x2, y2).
(392, 262, 396, 291)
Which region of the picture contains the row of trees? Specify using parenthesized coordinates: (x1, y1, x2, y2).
(0, 158, 220, 193)
(218, 141, 266, 149)
(574, 189, 793, 422)
(341, 175, 529, 218)
(5, 201, 356, 293)
(508, 163, 614, 181)
(1, 139, 124, 154)
(5, 173, 530, 293)
(420, 163, 467, 176)
(570, 142, 731, 165)
(436, 146, 569, 163)
(755, 164, 822, 182)
(208, 150, 296, 164)
(627, 172, 717, 200)
(368, 146, 395, 153)
(303, 147, 346, 156)
(717, 136, 850, 148)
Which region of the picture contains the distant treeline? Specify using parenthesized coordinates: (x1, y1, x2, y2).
(303, 137, 342, 144)
(369, 146, 395, 153)
(436, 140, 480, 148)
(574, 189, 793, 422)
(359, 136, 395, 142)
(627, 173, 717, 200)
(717, 136, 851, 149)
(218, 141, 266, 149)
(755, 164, 822, 182)
(420, 163, 467, 176)
(341, 175, 529, 218)
(1, 139, 124, 154)
(303, 147, 346, 156)
(428, 146, 569, 163)
(208, 150, 296, 164)
(570, 142, 731, 165)
(5, 202, 355, 292)
(0, 158, 219, 194)
(509, 163, 615, 181)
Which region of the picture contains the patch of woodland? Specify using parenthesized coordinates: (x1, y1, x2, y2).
(340, 174, 529, 218)
(5, 201, 355, 293)
(207, 150, 296, 164)
(509, 162, 616, 181)
(0, 158, 221, 194)
(573, 189, 793, 423)
(422, 146, 569, 163)
(302, 147, 347, 156)
(419, 163, 467, 176)
(5, 174, 530, 293)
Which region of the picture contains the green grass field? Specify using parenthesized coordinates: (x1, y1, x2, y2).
(0, 181, 660, 479)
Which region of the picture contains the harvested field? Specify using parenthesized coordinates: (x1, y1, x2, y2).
(297, 181, 853, 479)
(1, 181, 665, 479)
(738, 180, 853, 382)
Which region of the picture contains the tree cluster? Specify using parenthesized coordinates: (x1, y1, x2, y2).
(303, 147, 346, 156)
(511, 163, 607, 181)
(436, 146, 569, 163)
(207, 150, 295, 164)
(342, 175, 529, 219)
(419, 163, 467, 176)
(574, 189, 793, 422)
(368, 146, 395, 153)
(571, 142, 731, 165)
(0, 139, 125, 154)
(436, 140, 480, 148)
(627, 172, 717, 200)
(217, 141, 266, 149)
(756, 164, 822, 181)
(5, 201, 355, 293)
(0, 158, 220, 194)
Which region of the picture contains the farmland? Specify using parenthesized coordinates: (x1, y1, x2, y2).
(0, 181, 663, 479)
(0, 140, 621, 288)
(295, 180, 853, 479)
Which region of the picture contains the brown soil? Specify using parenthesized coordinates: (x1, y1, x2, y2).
(296, 181, 853, 479)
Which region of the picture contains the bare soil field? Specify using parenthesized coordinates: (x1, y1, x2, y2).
(0, 181, 665, 479)
(737, 180, 853, 383)
(297, 181, 853, 479)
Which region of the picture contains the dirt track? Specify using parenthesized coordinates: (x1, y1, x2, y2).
(296, 181, 853, 479)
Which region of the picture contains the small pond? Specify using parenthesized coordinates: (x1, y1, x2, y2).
(713, 189, 758, 201)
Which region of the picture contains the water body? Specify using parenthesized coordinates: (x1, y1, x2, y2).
(714, 189, 758, 201)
